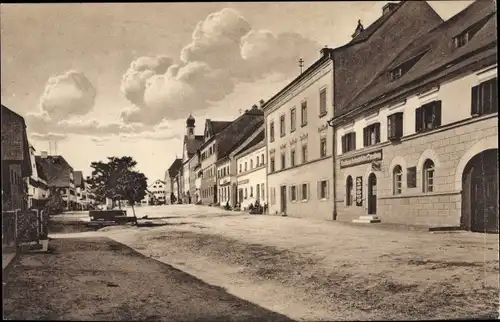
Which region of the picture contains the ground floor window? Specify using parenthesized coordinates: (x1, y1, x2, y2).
(346, 176, 353, 206)
(393, 166, 403, 195)
(318, 180, 329, 199)
(423, 159, 435, 193)
(301, 183, 309, 201)
(270, 187, 276, 205)
(290, 186, 297, 201)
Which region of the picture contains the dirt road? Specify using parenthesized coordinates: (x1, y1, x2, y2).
(2, 237, 292, 321)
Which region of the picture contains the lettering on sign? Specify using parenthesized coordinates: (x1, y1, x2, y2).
(237, 179, 249, 185)
(340, 149, 383, 169)
(407, 166, 417, 188)
(356, 176, 363, 206)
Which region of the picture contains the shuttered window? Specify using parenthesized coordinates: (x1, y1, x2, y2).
(318, 180, 329, 199)
(269, 121, 275, 142)
(388, 112, 404, 140)
(291, 149, 296, 167)
(363, 123, 381, 147)
(319, 89, 327, 117)
(471, 77, 498, 116)
(415, 100, 442, 133)
(341, 132, 356, 153)
(290, 107, 297, 132)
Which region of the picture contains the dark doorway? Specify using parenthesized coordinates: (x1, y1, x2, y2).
(461, 149, 499, 233)
(368, 173, 377, 215)
(280, 186, 287, 214)
(213, 184, 218, 204)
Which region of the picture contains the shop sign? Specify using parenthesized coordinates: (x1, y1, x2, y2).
(340, 149, 383, 168)
(237, 179, 249, 185)
(356, 176, 363, 206)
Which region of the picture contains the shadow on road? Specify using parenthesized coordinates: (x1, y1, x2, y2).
(3, 237, 294, 322)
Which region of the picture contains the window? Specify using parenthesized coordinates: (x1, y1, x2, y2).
(250, 160, 253, 169)
(302, 144, 308, 163)
(320, 137, 327, 157)
(423, 159, 435, 193)
(280, 115, 286, 137)
(281, 152, 286, 170)
(389, 68, 402, 81)
(290, 186, 297, 201)
(341, 132, 356, 153)
(270, 156, 275, 172)
(261, 154, 265, 165)
(256, 156, 259, 167)
(472, 78, 498, 116)
(393, 166, 403, 195)
(291, 149, 296, 167)
(301, 101, 308, 126)
(269, 121, 275, 142)
(271, 188, 276, 205)
(245, 188, 248, 199)
(319, 88, 327, 117)
(387, 112, 404, 140)
(250, 186, 253, 197)
(261, 184, 265, 201)
(245, 162, 247, 172)
(416, 100, 441, 133)
(346, 176, 353, 206)
(290, 107, 297, 132)
(239, 164, 242, 173)
(454, 31, 469, 48)
(363, 123, 380, 147)
(318, 180, 329, 199)
(301, 183, 309, 201)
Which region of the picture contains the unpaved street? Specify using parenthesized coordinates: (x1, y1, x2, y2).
(2, 237, 292, 321)
(99, 205, 499, 321)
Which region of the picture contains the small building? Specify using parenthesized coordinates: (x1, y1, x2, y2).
(234, 126, 266, 210)
(26, 144, 49, 210)
(181, 114, 204, 204)
(330, 0, 498, 232)
(148, 179, 167, 205)
(1, 104, 32, 211)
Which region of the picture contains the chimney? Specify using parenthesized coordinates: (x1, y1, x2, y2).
(259, 99, 265, 108)
(251, 104, 258, 110)
(320, 46, 332, 57)
(41, 151, 48, 159)
(382, 2, 398, 15)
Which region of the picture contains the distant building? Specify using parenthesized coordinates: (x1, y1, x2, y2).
(26, 144, 49, 209)
(36, 153, 77, 211)
(148, 179, 166, 205)
(74, 171, 90, 210)
(1, 104, 32, 211)
(167, 158, 183, 203)
(181, 115, 204, 204)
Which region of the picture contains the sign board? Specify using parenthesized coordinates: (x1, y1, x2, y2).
(355, 176, 363, 206)
(237, 179, 249, 185)
(219, 178, 230, 186)
(407, 166, 417, 188)
(340, 149, 383, 169)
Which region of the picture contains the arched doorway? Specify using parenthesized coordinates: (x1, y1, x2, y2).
(461, 149, 499, 233)
(368, 173, 377, 215)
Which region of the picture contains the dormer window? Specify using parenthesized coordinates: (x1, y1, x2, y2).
(388, 50, 428, 82)
(453, 31, 469, 48)
(389, 68, 402, 81)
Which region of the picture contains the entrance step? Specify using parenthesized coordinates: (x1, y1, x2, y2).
(352, 215, 381, 224)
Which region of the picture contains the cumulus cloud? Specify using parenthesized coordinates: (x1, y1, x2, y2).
(120, 8, 320, 126)
(30, 132, 68, 141)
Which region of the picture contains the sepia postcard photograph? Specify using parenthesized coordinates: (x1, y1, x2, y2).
(1, 1, 498, 321)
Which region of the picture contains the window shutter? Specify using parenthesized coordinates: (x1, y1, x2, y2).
(387, 116, 393, 138)
(317, 181, 321, 199)
(341, 135, 346, 153)
(493, 78, 498, 113)
(471, 85, 479, 116)
(434, 101, 442, 127)
(307, 183, 310, 200)
(415, 107, 423, 132)
(375, 123, 381, 143)
(396, 113, 404, 138)
(352, 132, 356, 150)
(363, 127, 368, 147)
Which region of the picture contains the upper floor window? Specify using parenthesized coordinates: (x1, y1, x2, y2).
(256, 156, 259, 166)
(239, 164, 242, 173)
(281, 152, 286, 170)
(302, 144, 308, 163)
(280, 115, 286, 137)
(389, 67, 402, 81)
(454, 31, 469, 48)
(341, 132, 356, 153)
(269, 121, 275, 142)
(290, 107, 297, 132)
(388, 112, 404, 141)
(301, 101, 308, 126)
(261, 153, 265, 165)
(393, 165, 402, 195)
(416, 100, 441, 133)
(472, 77, 498, 117)
(250, 160, 253, 169)
(244, 162, 247, 172)
(320, 137, 327, 158)
(270, 156, 275, 172)
(363, 123, 380, 147)
(291, 149, 296, 167)
(423, 159, 435, 193)
(319, 88, 327, 117)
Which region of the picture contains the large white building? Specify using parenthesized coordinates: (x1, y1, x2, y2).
(148, 179, 166, 205)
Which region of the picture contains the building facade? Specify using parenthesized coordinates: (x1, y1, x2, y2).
(263, 49, 335, 220)
(1, 104, 32, 211)
(167, 158, 183, 203)
(26, 144, 49, 209)
(148, 179, 167, 205)
(235, 139, 267, 210)
(216, 158, 232, 207)
(331, 0, 498, 232)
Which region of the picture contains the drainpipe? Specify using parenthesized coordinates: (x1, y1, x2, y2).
(330, 54, 338, 221)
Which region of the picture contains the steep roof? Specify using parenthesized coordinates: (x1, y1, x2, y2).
(74, 171, 84, 188)
(344, 0, 497, 114)
(168, 158, 183, 177)
(333, 1, 443, 116)
(36, 155, 74, 187)
(1, 104, 32, 177)
(216, 108, 264, 161)
(34, 157, 47, 181)
(234, 127, 265, 158)
(210, 121, 232, 135)
(184, 135, 204, 158)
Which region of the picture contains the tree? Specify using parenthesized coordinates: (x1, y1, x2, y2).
(44, 189, 65, 215)
(116, 170, 147, 219)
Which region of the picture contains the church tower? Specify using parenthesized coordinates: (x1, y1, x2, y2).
(186, 114, 195, 139)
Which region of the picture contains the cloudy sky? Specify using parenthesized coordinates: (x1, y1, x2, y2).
(1, 1, 473, 182)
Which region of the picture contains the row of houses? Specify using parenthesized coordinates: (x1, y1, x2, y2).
(1, 104, 96, 213)
(167, 0, 498, 233)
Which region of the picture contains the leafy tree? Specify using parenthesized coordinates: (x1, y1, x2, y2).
(116, 170, 147, 219)
(44, 189, 64, 215)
